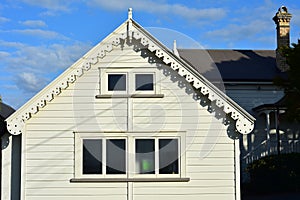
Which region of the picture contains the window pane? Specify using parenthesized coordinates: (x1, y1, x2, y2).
(83, 139, 102, 174)
(159, 139, 178, 174)
(106, 139, 126, 174)
(108, 74, 126, 91)
(135, 74, 153, 91)
(135, 139, 155, 174)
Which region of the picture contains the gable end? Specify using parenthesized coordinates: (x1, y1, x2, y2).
(6, 19, 255, 135)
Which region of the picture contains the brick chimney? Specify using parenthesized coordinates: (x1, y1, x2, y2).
(273, 6, 292, 72)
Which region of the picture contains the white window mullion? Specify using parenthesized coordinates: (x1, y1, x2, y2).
(128, 137, 134, 178)
(155, 138, 159, 175)
(128, 71, 132, 95)
(103, 139, 106, 175)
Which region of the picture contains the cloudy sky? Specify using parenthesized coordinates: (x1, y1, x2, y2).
(1, 0, 300, 109)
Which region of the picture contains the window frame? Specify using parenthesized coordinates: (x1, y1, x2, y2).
(135, 73, 154, 91)
(99, 68, 160, 96)
(133, 137, 181, 178)
(107, 73, 127, 92)
(82, 138, 103, 175)
(74, 132, 186, 179)
(75, 132, 128, 179)
(103, 72, 128, 95)
(133, 72, 155, 94)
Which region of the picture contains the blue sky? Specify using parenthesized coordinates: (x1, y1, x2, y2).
(1, 0, 300, 109)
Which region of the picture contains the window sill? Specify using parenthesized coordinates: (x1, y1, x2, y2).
(95, 94, 164, 98)
(70, 177, 190, 183)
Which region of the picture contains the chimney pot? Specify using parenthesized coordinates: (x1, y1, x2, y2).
(273, 6, 292, 72)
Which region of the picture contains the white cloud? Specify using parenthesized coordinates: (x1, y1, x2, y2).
(87, 0, 226, 21)
(1, 41, 91, 72)
(15, 72, 48, 93)
(291, 9, 300, 29)
(164, 4, 225, 21)
(0, 51, 10, 58)
(0, 16, 10, 23)
(20, 0, 74, 11)
(0, 40, 92, 97)
(21, 20, 47, 27)
(19, 0, 226, 21)
(0, 40, 25, 49)
(202, 0, 284, 48)
(3, 29, 69, 40)
(206, 20, 271, 42)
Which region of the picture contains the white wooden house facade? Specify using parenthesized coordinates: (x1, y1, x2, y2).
(2, 9, 256, 200)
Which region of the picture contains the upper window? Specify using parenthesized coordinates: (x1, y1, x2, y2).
(108, 74, 126, 91)
(107, 73, 154, 92)
(135, 74, 154, 91)
(100, 70, 159, 96)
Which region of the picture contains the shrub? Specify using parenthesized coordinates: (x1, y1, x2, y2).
(244, 153, 300, 194)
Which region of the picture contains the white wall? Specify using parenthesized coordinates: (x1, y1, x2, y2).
(23, 42, 238, 200)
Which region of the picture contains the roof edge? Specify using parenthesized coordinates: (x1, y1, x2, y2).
(6, 18, 255, 136)
(5, 19, 129, 135)
(134, 21, 255, 131)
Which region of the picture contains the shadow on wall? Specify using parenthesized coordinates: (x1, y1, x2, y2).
(130, 38, 239, 141)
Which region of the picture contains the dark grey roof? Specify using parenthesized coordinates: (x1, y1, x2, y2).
(178, 49, 286, 82)
(0, 102, 15, 136)
(0, 102, 15, 119)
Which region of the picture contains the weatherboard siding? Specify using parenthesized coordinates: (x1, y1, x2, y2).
(225, 85, 284, 112)
(23, 45, 236, 199)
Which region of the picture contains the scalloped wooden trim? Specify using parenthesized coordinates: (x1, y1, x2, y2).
(6, 25, 254, 135)
(131, 27, 254, 134)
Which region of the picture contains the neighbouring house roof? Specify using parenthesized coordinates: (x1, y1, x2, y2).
(0, 102, 15, 136)
(178, 49, 287, 82)
(0, 102, 15, 119)
(5, 12, 255, 136)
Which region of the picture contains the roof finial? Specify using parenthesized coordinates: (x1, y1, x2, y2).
(173, 40, 180, 58)
(128, 8, 133, 20)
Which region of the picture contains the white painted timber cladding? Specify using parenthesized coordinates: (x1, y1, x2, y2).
(225, 85, 284, 112)
(22, 43, 237, 200)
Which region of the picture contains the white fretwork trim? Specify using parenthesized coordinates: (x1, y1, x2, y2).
(6, 20, 254, 135)
(131, 26, 254, 134)
(6, 29, 124, 135)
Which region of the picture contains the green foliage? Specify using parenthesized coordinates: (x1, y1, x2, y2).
(283, 40, 300, 91)
(275, 40, 300, 121)
(244, 153, 300, 194)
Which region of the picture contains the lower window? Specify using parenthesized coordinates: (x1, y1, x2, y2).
(76, 134, 181, 178)
(159, 139, 179, 174)
(82, 139, 126, 175)
(135, 138, 179, 174)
